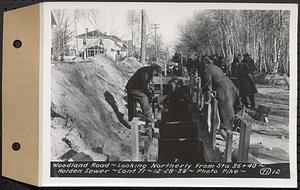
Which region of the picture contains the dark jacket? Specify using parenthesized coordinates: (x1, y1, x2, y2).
(243, 55, 255, 79)
(231, 57, 239, 77)
(125, 66, 154, 98)
(186, 57, 195, 73)
(202, 64, 241, 124)
(237, 60, 258, 97)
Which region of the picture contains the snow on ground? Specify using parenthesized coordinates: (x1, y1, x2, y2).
(216, 84, 290, 164)
(51, 55, 143, 161)
(249, 84, 289, 163)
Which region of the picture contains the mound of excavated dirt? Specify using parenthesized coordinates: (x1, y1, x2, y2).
(51, 55, 143, 161)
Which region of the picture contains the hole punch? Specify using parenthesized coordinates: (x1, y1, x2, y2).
(12, 142, 21, 151)
(13, 40, 22, 48)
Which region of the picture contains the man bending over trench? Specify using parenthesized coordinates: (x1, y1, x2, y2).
(125, 64, 162, 123)
(199, 56, 242, 138)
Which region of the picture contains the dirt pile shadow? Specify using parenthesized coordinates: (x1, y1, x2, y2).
(104, 91, 131, 129)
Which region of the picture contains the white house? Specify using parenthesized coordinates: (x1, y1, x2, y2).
(76, 29, 127, 61)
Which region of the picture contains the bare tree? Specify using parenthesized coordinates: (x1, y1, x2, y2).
(126, 10, 140, 49)
(52, 10, 73, 61)
(176, 10, 290, 75)
(80, 9, 103, 31)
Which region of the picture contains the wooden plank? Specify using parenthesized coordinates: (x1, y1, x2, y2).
(152, 76, 189, 85)
(197, 77, 202, 107)
(131, 119, 140, 161)
(207, 102, 212, 133)
(160, 76, 163, 95)
(237, 120, 251, 162)
(225, 130, 233, 162)
(210, 98, 218, 148)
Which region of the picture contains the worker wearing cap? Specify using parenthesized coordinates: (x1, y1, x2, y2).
(125, 64, 162, 122)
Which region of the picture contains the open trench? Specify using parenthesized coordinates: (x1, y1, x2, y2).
(146, 77, 222, 163)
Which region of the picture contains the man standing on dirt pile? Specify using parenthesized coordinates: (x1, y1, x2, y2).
(199, 56, 242, 135)
(237, 53, 258, 109)
(125, 64, 162, 122)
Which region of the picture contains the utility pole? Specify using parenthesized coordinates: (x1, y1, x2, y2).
(140, 10, 146, 64)
(84, 28, 88, 60)
(151, 24, 159, 64)
(165, 47, 169, 76)
(74, 9, 79, 57)
(180, 51, 183, 76)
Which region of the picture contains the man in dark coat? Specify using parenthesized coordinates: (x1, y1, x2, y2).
(125, 64, 162, 122)
(186, 55, 195, 77)
(230, 54, 242, 87)
(200, 56, 241, 129)
(237, 53, 258, 108)
(164, 78, 195, 121)
(243, 53, 256, 79)
(230, 54, 242, 77)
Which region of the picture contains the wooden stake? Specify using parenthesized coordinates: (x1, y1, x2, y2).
(225, 130, 233, 162)
(237, 120, 251, 162)
(207, 102, 212, 133)
(160, 76, 163, 95)
(131, 119, 140, 161)
(210, 98, 218, 148)
(197, 77, 201, 107)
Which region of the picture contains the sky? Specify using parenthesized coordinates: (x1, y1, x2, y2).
(56, 4, 198, 52)
(52, 2, 297, 54)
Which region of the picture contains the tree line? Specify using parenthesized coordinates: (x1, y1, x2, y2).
(176, 10, 290, 75)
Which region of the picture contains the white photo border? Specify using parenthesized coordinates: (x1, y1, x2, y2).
(40, 2, 298, 187)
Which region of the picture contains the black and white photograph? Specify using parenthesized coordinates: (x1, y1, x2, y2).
(45, 2, 297, 187)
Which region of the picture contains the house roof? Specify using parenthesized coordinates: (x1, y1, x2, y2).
(77, 29, 128, 50)
(76, 30, 126, 47)
(76, 29, 108, 39)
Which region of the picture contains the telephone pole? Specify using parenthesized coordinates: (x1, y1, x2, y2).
(151, 24, 159, 64)
(140, 10, 146, 64)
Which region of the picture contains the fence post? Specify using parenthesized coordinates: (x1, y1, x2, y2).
(189, 74, 194, 96)
(225, 130, 233, 162)
(237, 119, 251, 162)
(210, 98, 218, 148)
(197, 77, 201, 107)
(146, 122, 154, 161)
(160, 76, 163, 95)
(131, 118, 140, 161)
(206, 100, 212, 134)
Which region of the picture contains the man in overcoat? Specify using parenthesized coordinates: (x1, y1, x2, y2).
(125, 64, 162, 122)
(237, 53, 258, 108)
(231, 54, 241, 77)
(186, 55, 195, 77)
(200, 56, 241, 129)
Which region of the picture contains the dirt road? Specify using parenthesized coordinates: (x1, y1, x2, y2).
(217, 84, 290, 163)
